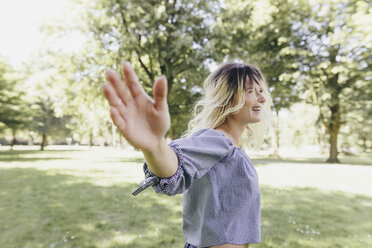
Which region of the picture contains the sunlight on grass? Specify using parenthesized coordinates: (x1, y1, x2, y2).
(95, 232, 137, 247)
(0, 146, 145, 186)
(79, 223, 95, 232)
(1, 146, 371, 247)
(255, 162, 372, 197)
(259, 187, 372, 248)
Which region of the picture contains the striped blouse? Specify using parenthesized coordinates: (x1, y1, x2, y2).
(133, 128, 261, 247)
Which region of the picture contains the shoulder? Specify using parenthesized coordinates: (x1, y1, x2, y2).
(169, 129, 235, 176)
(170, 128, 234, 149)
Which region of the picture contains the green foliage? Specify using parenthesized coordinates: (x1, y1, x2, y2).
(213, 0, 310, 157)
(18, 51, 77, 147)
(68, 0, 221, 138)
(31, 98, 72, 139)
(294, 0, 372, 161)
(61, 52, 113, 146)
(279, 103, 320, 147)
(214, 0, 303, 111)
(340, 105, 372, 153)
(0, 58, 26, 133)
(214, 0, 372, 160)
(2, 0, 370, 153)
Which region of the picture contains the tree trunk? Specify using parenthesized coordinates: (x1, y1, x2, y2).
(326, 104, 341, 163)
(28, 132, 34, 145)
(10, 129, 16, 150)
(271, 110, 281, 158)
(40, 133, 47, 151)
(326, 129, 340, 163)
(89, 130, 94, 147)
(361, 137, 367, 153)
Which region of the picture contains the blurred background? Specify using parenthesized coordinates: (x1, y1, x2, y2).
(0, 0, 371, 247)
(0, 0, 371, 162)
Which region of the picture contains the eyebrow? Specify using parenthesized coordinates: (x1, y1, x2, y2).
(246, 86, 262, 89)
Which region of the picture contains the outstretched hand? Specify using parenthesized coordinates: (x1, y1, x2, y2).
(102, 62, 170, 152)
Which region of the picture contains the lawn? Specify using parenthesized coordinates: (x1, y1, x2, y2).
(0, 146, 371, 248)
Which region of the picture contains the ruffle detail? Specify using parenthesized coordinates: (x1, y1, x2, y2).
(132, 142, 185, 196)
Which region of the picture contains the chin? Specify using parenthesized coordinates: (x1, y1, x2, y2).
(246, 118, 262, 124)
(247, 112, 263, 123)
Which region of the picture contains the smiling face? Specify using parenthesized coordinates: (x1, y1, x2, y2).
(232, 79, 266, 125)
(188, 62, 271, 149)
(188, 62, 269, 136)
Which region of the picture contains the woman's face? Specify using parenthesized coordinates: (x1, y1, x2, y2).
(233, 80, 266, 124)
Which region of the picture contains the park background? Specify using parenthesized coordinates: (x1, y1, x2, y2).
(0, 0, 371, 247)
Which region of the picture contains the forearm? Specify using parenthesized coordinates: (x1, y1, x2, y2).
(141, 138, 178, 178)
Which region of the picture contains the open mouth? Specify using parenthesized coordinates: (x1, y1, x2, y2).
(252, 106, 261, 112)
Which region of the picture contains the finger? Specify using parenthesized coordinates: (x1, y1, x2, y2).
(102, 83, 127, 117)
(106, 69, 132, 105)
(153, 75, 168, 111)
(110, 107, 127, 133)
(123, 62, 145, 98)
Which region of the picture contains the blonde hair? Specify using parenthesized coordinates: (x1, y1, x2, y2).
(183, 62, 272, 150)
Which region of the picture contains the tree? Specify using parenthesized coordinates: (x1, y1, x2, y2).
(31, 98, 72, 150)
(295, 0, 372, 162)
(67, 0, 220, 138)
(38, 15, 118, 146)
(213, 0, 304, 156)
(340, 101, 372, 153)
(214, 0, 372, 162)
(21, 51, 75, 150)
(0, 58, 27, 149)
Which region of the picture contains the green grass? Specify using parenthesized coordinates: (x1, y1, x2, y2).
(0, 147, 371, 247)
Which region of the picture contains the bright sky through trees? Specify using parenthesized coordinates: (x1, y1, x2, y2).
(0, 0, 68, 67)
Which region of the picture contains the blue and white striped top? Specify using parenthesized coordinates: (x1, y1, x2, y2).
(133, 128, 261, 247)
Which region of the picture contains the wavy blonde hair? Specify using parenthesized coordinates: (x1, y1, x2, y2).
(183, 62, 272, 150)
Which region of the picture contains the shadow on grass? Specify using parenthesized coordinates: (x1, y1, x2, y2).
(0, 150, 83, 155)
(0, 167, 184, 248)
(0, 150, 145, 164)
(0, 150, 82, 162)
(259, 186, 372, 248)
(1, 168, 371, 248)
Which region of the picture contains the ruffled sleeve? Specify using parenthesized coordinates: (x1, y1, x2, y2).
(132, 129, 233, 196)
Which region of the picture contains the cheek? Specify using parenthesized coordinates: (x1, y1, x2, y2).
(244, 96, 255, 108)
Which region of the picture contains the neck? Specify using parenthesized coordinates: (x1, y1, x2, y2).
(216, 120, 245, 148)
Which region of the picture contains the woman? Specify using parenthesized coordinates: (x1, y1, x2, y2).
(102, 61, 271, 248)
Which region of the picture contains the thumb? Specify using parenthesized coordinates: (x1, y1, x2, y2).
(153, 75, 168, 110)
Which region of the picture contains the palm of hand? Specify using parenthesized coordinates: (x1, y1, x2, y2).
(102, 62, 170, 152)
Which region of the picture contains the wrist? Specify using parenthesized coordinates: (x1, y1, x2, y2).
(141, 137, 167, 155)
(140, 136, 178, 178)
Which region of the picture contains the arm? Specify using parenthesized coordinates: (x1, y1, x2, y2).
(102, 62, 178, 178)
(142, 138, 178, 178)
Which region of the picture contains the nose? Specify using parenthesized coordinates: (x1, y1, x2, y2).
(257, 91, 266, 104)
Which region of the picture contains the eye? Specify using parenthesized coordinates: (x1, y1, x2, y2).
(259, 88, 264, 93)
(245, 88, 254, 94)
